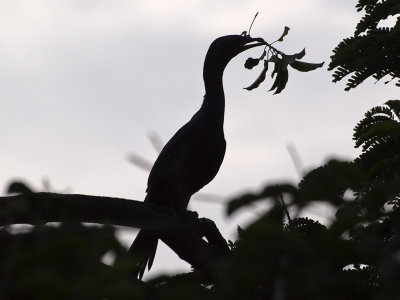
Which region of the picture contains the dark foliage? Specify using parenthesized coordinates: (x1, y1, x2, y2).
(329, 0, 400, 90)
(0, 224, 148, 300)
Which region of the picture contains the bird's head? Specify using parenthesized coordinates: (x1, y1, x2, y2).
(204, 34, 265, 74)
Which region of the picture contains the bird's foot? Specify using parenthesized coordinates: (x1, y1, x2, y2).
(198, 218, 230, 250)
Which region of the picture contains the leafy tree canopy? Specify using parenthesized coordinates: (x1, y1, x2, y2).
(329, 0, 400, 90)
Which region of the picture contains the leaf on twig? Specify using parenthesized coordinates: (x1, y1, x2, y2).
(244, 58, 260, 69)
(290, 61, 324, 72)
(269, 60, 289, 94)
(244, 50, 267, 70)
(269, 54, 280, 63)
(277, 26, 290, 42)
(270, 55, 283, 78)
(293, 48, 306, 60)
(244, 60, 269, 90)
(281, 49, 306, 65)
(286, 48, 306, 62)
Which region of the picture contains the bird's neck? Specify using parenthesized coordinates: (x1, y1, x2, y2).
(201, 64, 225, 124)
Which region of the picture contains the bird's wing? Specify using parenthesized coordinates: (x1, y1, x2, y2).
(145, 116, 225, 208)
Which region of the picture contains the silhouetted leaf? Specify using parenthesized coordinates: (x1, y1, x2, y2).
(227, 184, 298, 215)
(364, 120, 400, 138)
(277, 26, 290, 42)
(269, 55, 285, 76)
(269, 61, 289, 94)
(244, 48, 267, 70)
(299, 160, 364, 204)
(290, 60, 324, 72)
(274, 68, 289, 94)
(269, 54, 280, 64)
(244, 57, 260, 69)
(293, 48, 306, 60)
(385, 100, 400, 119)
(282, 49, 306, 64)
(244, 60, 268, 90)
(226, 192, 260, 215)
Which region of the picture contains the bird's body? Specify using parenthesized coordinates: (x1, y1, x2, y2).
(146, 102, 226, 210)
(129, 34, 264, 279)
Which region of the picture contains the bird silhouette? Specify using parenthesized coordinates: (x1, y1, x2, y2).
(129, 34, 265, 279)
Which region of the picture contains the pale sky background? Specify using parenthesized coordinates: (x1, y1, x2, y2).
(0, 1, 398, 278)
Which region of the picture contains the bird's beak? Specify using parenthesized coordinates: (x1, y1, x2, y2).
(241, 37, 266, 52)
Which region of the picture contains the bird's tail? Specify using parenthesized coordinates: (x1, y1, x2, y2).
(128, 229, 158, 280)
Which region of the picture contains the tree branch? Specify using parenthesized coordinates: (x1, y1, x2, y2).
(0, 192, 230, 278)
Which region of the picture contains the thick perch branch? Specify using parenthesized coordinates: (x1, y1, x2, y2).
(0, 192, 230, 277)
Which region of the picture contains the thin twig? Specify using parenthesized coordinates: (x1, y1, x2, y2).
(248, 12, 259, 35)
(286, 143, 304, 178)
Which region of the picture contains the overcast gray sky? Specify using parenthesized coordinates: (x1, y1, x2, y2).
(1, 1, 398, 277)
